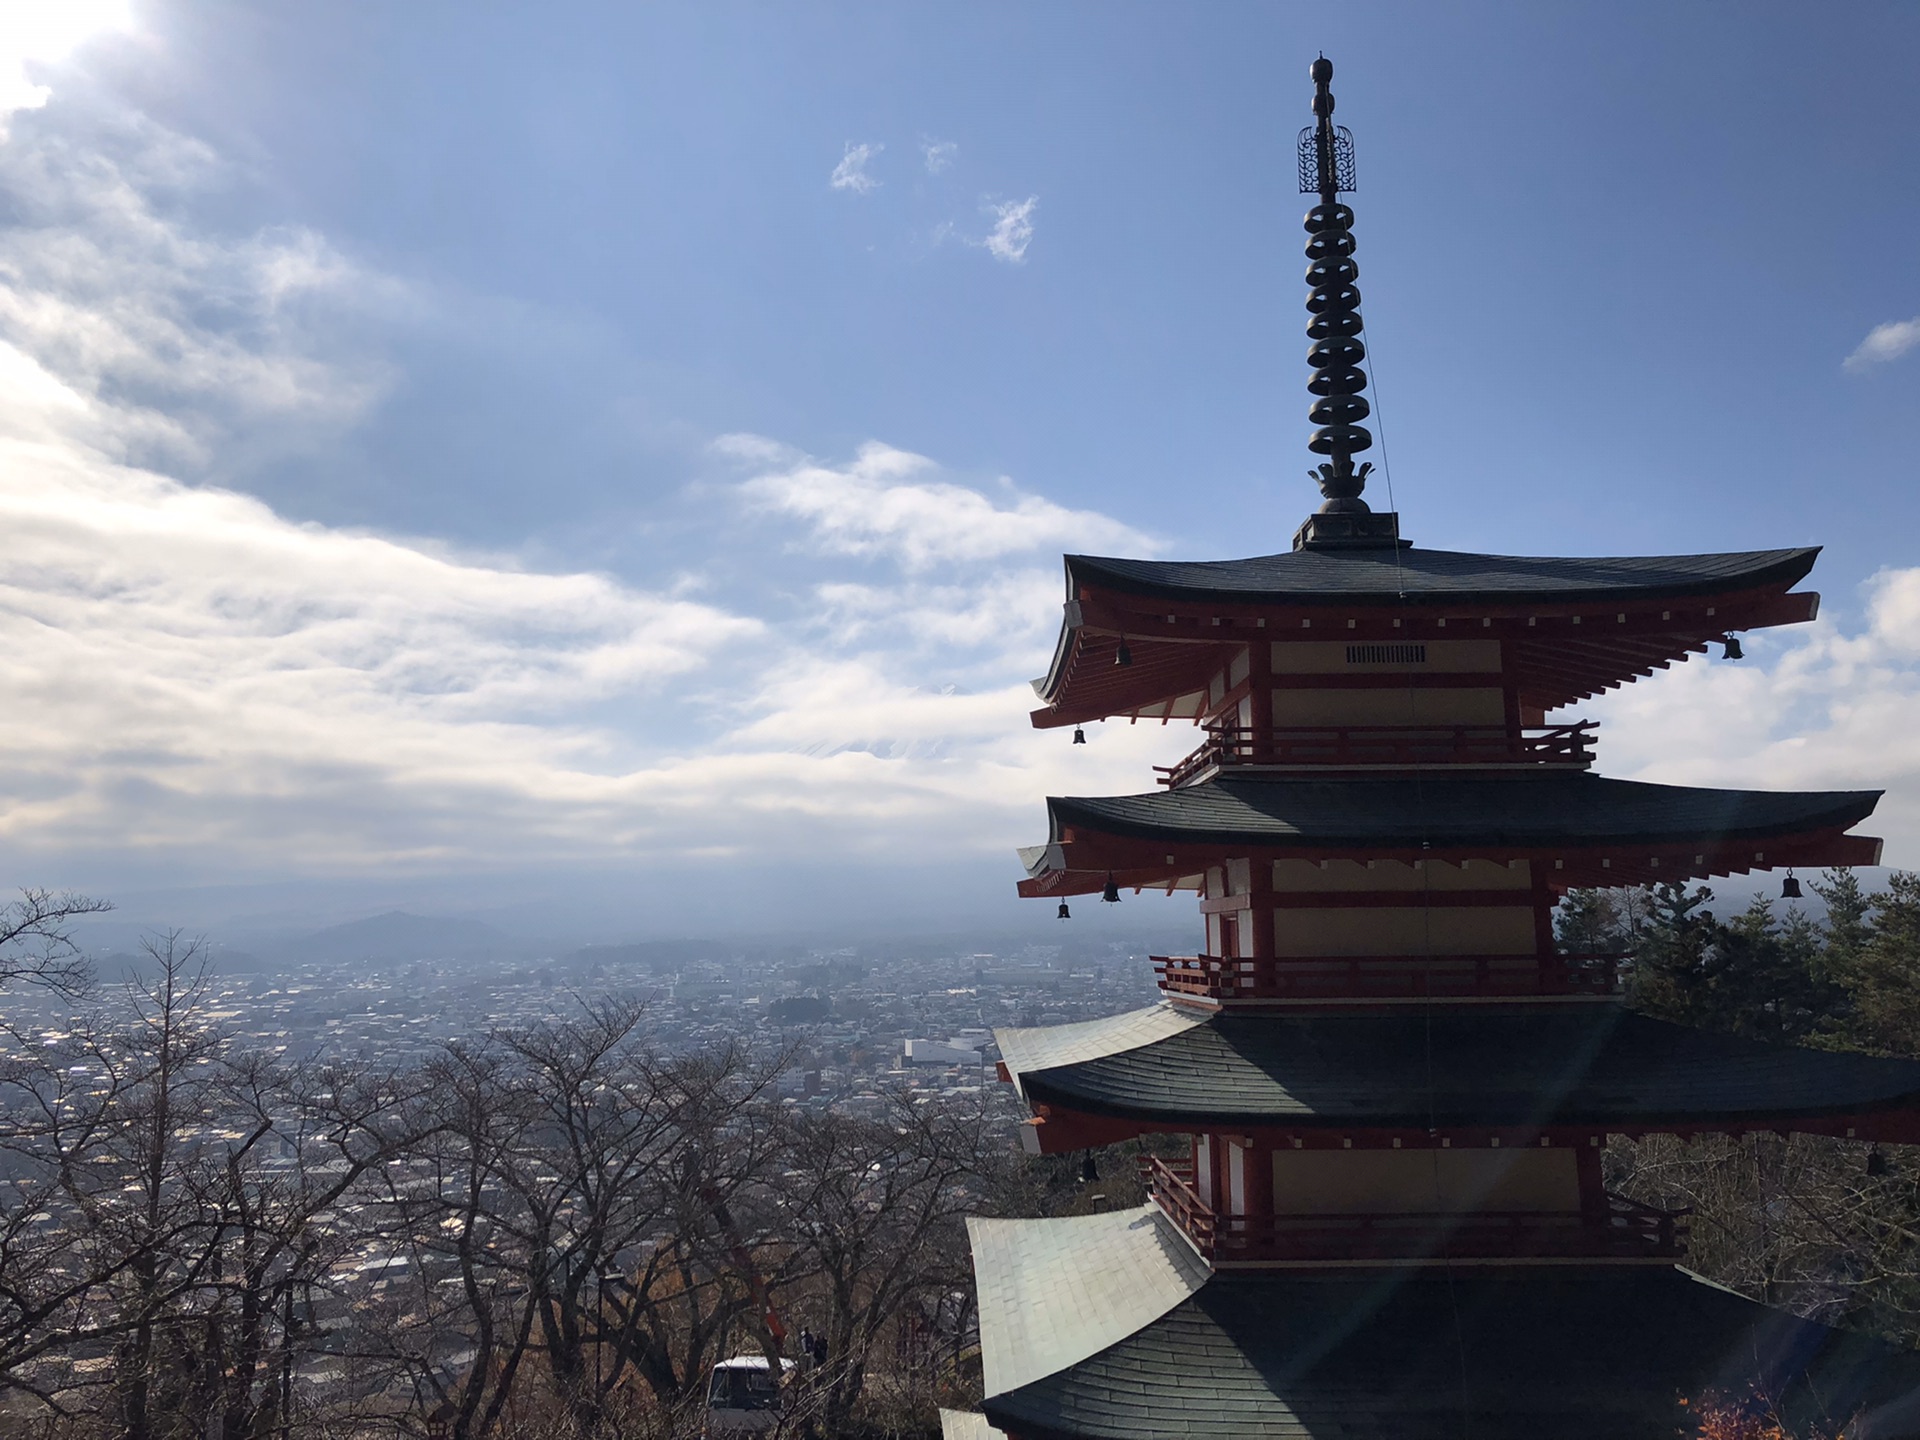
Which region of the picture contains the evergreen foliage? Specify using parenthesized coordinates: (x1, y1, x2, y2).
(1576, 869, 1920, 1360)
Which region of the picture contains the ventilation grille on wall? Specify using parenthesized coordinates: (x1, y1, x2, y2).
(1345, 643, 1427, 664)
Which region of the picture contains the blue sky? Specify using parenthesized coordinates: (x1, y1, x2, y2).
(0, 2, 1916, 942)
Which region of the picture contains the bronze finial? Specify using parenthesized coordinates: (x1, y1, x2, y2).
(1300, 56, 1372, 515)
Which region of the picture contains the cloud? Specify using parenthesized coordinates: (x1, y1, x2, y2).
(1845, 317, 1920, 373)
(0, 0, 132, 136)
(981, 196, 1037, 264)
(0, 95, 1164, 886)
(921, 138, 957, 175)
(1584, 566, 1920, 866)
(0, 100, 400, 483)
(829, 141, 883, 194)
(728, 436, 1156, 570)
(0, 338, 765, 863)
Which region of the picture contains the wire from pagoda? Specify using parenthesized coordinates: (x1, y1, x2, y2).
(1366, 307, 1409, 604)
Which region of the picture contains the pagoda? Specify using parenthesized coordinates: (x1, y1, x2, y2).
(945, 58, 1920, 1440)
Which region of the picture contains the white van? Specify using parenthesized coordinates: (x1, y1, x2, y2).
(703, 1355, 796, 1436)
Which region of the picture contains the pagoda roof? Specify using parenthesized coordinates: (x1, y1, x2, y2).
(1033, 545, 1822, 724)
(998, 1003, 1920, 1135)
(974, 1207, 1920, 1440)
(939, 1413, 1009, 1440)
(1020, 773, 1881, 891)
(1064, 544, 1818, 607)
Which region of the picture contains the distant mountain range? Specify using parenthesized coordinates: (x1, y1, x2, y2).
(281, 910, 530, 964)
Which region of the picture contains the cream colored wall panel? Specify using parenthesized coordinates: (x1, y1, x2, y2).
(1272, 906, 1538, 957)
(1270, 686, 1506, 727)
(1272, 858, 1533, 893)
(1270, 1149, 1579, 1215)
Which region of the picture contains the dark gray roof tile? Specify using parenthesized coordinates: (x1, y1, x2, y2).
(1066, 545, 1819, 606)
(1013, 1004, 1920, 1128)
(1046, 773, 1880, 850)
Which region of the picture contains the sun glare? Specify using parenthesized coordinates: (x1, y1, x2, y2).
(0, 0, 135, 121)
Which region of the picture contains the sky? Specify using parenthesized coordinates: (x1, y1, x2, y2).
(0, 1, 1916, 944)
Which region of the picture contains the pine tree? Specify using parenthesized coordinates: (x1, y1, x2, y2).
(1835, 872, 1920, 1057)
(1629, 881, 1718, 1027)
(1555, 889, 1628, 954)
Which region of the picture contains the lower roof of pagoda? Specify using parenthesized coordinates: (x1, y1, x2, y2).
(972, 1206, 1920, 1440)
(995, 1003, 1920, 1135)
(1017, 772, 1881, 893)
(1033, 545, 1822, 725)
(939, 1413, 1007, 1440)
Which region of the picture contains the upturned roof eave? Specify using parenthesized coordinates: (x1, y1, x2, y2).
(1061, 544, 1821, 608)
(1031, 545, 1822, 714)
(1039, 775, 1884, 851)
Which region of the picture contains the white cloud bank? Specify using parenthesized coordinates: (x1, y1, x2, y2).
(0, 80, 1162, 886)
(0, 38, 1916, 913)
(0, 0, 131, 135)
(921, 138, 956, 175)
(1845, 316, 1920, 373)
(731, 436, 1153, 570)
(1585, 566, 1920, 864)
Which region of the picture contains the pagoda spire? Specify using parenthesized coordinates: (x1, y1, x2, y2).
(1293, 55, 1401, 551)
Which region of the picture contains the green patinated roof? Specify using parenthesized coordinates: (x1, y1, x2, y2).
(938, 1412, 1009, 1440)
(974, 1209, 1920, 1440)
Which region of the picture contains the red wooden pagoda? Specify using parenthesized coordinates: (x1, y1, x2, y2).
(950, 57, 1920, 1440)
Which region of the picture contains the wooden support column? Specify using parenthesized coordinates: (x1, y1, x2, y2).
(1575, 1141, 1608, 1227)
(1247, 637, 1273, 748)
(1532, 876, 1558, 957)
(1248, 856, 1276, 963)
(1204, 1130, 1230, 1214)
(1500, 638, 1523, 744)
(1236, 1136, 1274, 1221)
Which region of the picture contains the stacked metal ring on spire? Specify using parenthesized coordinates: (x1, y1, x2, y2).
(1304, 201, 1372, 474)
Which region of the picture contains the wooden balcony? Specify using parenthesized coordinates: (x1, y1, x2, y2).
(1154, 722, 1596, 788)
(1153, 952, 1624, 1003)
(1140, 1155, 1687, 1267)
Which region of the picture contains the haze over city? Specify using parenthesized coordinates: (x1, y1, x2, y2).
(0, 2, 1916, 952)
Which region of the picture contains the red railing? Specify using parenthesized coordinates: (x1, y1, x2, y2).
(1140, 1155, 1687, 1265)
(1153, 953, 1624, 1002)
(1155, 722, 1596, 788)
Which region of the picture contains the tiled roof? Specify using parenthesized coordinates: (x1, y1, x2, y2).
(981, 1255, 1920, 1439)
(967, 1207, 1209, 1398)
(939, 1412, 1009, 1440)
(1065, 545, 1819, 606)
(1006, 1004, 1920, 1129)
(996, 1007, 1205, 1101)
(1044, 773, 1880, 850)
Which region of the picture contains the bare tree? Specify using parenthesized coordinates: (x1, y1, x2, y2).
(768, 1088, 996, 1434)
(0, 889, 111, 997)
(1612, 1132, 1920, 1341)
(368, 1006, 793, 1440)
(189, 1052, 440, 1440)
